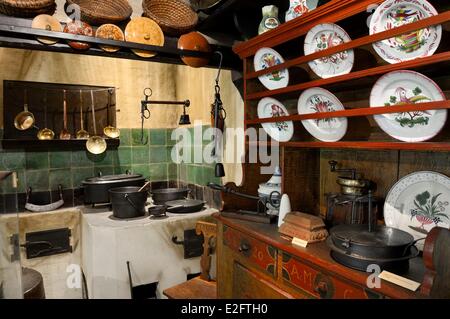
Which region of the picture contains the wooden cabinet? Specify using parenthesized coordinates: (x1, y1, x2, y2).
(216, 215, 424, 299)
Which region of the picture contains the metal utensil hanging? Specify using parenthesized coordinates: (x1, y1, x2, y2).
(86, 90, 107, 155)
(103, 88, 120, 138)
(76, 90, 89, 139)
(59, 89, 71, 140)
(14, 89, 36, 131)
(210, 51, 226, 177)
(37, 91, 55, 140)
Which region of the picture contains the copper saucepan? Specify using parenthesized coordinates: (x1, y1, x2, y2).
(14, 89, 35, 131)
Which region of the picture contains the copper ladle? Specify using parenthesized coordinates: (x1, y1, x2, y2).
(86, 90, 107, 155)
(103, 88, 120, 138)
(14, 89, 35, 131)
(59, 89, 71, 140)
(76, 90, 89, 139)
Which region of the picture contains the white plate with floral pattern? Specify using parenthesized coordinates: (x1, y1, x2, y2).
(370, 70, 446, 142)
(369, 0, 441, 64)
(304, 23, 354, 79)
(254, 47, 289, 90)
(297, 87, 347, 142)
(384, 171, 450, 251)
(257, 97, 294, 142)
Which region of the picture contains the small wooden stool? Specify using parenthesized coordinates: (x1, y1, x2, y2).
(163, 221, 217, 299)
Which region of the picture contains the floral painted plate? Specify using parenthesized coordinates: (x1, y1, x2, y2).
(304, 23, 354, 79)
(384, 171, 450, 250)
(285, 0, 318, 22)
(370, 70, 446, 142)
(257, 97, 294, 142)
(370, 0, 441, 64)
(254, 47, 289, 90)
(297, 87, 347, 142)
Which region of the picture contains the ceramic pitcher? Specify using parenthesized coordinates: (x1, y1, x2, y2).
(258, 5, 280, 35)
(285, 0, 310, 22)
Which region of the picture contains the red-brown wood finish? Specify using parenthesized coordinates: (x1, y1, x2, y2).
(233, 0, 385, 58)
(223, 225, 277, 277)
(246, 12, 450, 79)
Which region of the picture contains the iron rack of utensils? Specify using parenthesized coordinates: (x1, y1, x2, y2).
(140, 87, 191, 144)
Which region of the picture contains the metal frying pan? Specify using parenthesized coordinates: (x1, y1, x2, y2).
(165, 199, 205, 213)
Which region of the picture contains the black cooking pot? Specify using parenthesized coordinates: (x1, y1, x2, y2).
(82, 173, 145, 205)
(109, 187, 148, 219)
(328, 224, 421, 273)
(151, 188, 189, 205)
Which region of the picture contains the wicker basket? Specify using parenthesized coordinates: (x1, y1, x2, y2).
(142, 0, 198, 36)
(0, 0, 56, 18)
(66, 0, 132, 25)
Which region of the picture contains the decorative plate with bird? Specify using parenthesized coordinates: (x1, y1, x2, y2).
(297, 87, 347, 142)
(385, 171, 450, 250)
(257, 97, 294, 142)
(254, 47, 289, 91)
(370, 70, 446, 142)
(370, 0, 441, 64)
(304, 23, 354, 79)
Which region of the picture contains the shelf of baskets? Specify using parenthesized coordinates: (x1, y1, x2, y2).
(235, 0, 450, 151)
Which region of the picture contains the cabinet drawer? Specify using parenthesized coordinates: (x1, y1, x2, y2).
(223, 225, 276, 277)
(281, 253, 380, 299)
(233, 262, 295, 299)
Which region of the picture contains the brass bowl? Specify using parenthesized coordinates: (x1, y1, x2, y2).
(337, 177, 371, 195)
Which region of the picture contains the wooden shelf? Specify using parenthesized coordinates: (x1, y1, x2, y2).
(245, 11, 450, 80)
(247, 140, 450, 152)
(246, 52, 450, 100)
(233, 0, 385, 58)
(0, 16, 241, 70)
(245, 100, 450, 124)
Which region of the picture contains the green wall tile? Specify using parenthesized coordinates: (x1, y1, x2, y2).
(49, 169, 72, 189)
(72, 167, 94, 187)
(91, 150, 115, 166)
(119, 128, 131, 146)
(132, 128, 148, 146)
(71, 150, 94, 168)
(26, 170, 49, 191)
(168, 163, 178, 180)
(114, 165, 132, 175)
(166, 129, 178, 146)
(150, 129, 166, 145)
(132, 146, 149, 164)
(117, 147, 132, 166)
(49, 151, 71, 169)
(149, 163, 168, 181)
(0, 152, 25, 170)
(132, 164, 150, 179)
(149, 146, 168, 163)
(0, 170, 25, 194)
(26, 151, 49, 170)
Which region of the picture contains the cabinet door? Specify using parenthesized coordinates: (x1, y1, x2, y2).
(232, 262, 295, 299)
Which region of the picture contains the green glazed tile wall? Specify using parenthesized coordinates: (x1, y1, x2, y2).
(0, 126, 222, 195)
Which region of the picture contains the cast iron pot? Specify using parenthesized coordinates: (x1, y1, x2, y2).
(82, 173, 145, 205)
(109, 187, 148, 219)
(151, 188, 189, 205)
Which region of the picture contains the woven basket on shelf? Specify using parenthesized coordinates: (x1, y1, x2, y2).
(142, 0, 198, 36)
(66, 0, 132, 25)
(0, 0, 56, 18)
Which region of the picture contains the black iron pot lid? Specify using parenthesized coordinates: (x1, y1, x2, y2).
(330, 224, 414, 248)
(83, 173, 144, 184)
(326, 237, 419, 262)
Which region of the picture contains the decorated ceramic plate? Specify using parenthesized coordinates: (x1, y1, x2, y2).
(254, 47, 289, 90)
(297, 87, 347, 142)
(257, 97, 294, 142)
(31, 14, 62, 45)
(370, 70, 446, 142)
(370, 0, 441, 64)
(125, 17, 165, 58)
(384, 171, 450, 250)
(304, 23, 354, 79)
(96, 24, 125, 53)
(285, 0, 318, 22)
